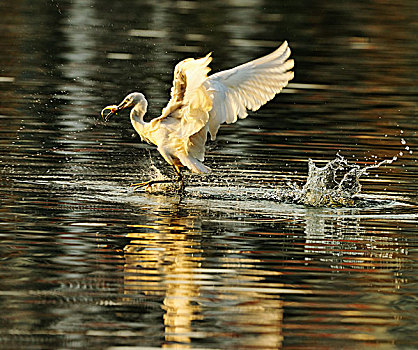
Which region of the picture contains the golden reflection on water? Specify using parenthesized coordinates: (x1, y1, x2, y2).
(118, 197, 414, 349)
(119, 197, 285, 349)
(124, 225, 202, 347)
(103, 195, 413, 349)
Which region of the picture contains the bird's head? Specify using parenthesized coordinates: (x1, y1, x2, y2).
(101, 92, 147, 121)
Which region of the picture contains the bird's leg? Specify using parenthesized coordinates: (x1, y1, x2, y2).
(130, 165, 184, 192)
(173, 165, 184, 192)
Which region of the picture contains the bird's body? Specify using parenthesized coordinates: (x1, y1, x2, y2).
(102, 41, 294, 189)
(128, 91, 212, 174)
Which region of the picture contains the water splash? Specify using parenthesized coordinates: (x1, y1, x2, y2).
(132, 164, 178, 194)
(138, 135, 411, 205)
(139, 155, 399, 202)
(277, 154, 398, 207)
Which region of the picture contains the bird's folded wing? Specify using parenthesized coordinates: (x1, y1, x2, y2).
(203, 41, 294, 140)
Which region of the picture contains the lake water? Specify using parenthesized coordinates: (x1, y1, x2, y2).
(1, 0, 417, 349)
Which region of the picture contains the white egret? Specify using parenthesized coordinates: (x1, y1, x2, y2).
(101, 41, 294, 190)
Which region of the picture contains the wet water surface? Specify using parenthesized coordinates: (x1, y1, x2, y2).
(1, 0, 417, 349)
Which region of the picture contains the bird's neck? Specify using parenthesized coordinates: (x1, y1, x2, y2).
(130, 105, 149, 140)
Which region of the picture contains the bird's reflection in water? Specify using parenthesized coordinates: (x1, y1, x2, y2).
(124, 222, 201, 345)
(119, 196, 284, 349)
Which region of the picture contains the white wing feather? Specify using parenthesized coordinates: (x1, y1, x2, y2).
(156, 42, 293, 172)
(158, 53, 213, 163)
(204, 41, 294, 140)
(160, 54, 212, 137)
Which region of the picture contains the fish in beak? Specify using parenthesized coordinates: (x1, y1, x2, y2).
(101, 98, 131, 121)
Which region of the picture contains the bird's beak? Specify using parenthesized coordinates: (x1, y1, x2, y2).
(101, 99, 129, 122)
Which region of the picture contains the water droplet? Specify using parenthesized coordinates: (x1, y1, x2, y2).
(399, 152, 403, 156)
(401, 138, 406, 145)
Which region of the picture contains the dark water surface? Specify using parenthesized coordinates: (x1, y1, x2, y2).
(1, 0, 417, 349)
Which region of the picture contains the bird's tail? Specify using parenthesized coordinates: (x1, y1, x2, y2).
(178, 154, 211, 174)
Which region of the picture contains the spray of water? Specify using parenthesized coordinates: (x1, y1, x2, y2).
(276, 154, 399, 207)
(139, 134, 412, 205)
(133, 151, 179, 193)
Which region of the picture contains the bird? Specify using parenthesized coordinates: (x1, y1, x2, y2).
(101, 41, 294, 191)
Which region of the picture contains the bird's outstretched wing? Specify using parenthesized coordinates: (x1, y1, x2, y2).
(203, 41, 294, 140)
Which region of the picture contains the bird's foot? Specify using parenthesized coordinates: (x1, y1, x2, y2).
(130, 178, 185, 194)
(130, 179, 171, 192)
(130, 181, 150, 192)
